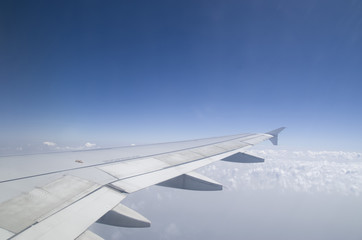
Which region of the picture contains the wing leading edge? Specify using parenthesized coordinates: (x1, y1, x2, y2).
(0, 128, 285, 240)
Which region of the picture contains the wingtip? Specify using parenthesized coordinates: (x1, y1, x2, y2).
(267, 127, 286, 136)
(266, 127, 286, 146)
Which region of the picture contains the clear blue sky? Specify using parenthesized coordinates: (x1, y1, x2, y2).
(1, 0, 361, 151)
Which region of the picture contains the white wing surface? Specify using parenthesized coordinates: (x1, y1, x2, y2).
(0, 128, 285, 240)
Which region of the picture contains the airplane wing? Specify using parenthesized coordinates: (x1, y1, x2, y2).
(0, 127, 285, 240)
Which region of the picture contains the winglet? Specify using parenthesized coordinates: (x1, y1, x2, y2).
(266, 127, 286, 145)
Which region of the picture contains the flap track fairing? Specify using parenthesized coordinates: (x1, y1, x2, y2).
(157, 172, 222, 191)
(97, 203, 150, 228)
(221, 152, 264, 163)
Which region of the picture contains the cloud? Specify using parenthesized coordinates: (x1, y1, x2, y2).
(199, 149, 362, 196)
(90, 148, 362, 240)
(39, 142, 97, 152)
(43, 141, 56, 146)
(84, 142, 96, 148)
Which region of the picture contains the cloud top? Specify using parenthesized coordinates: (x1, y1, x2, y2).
(200, 149, 362, 196)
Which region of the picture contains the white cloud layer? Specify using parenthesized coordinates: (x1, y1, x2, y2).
(199, 149, 362, 196)
(91, 148, 362, 240)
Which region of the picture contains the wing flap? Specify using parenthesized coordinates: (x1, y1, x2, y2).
(102, 133, 271, 193)
(0, 228, 13, 240)
(108, 148, 241, 193)
(0, 175, 100, 234)
(12, 187, 126, 240)
(98, 158, 170, 180)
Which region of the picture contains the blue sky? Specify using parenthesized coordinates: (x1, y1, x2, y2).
(1, 0, 362, 151)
